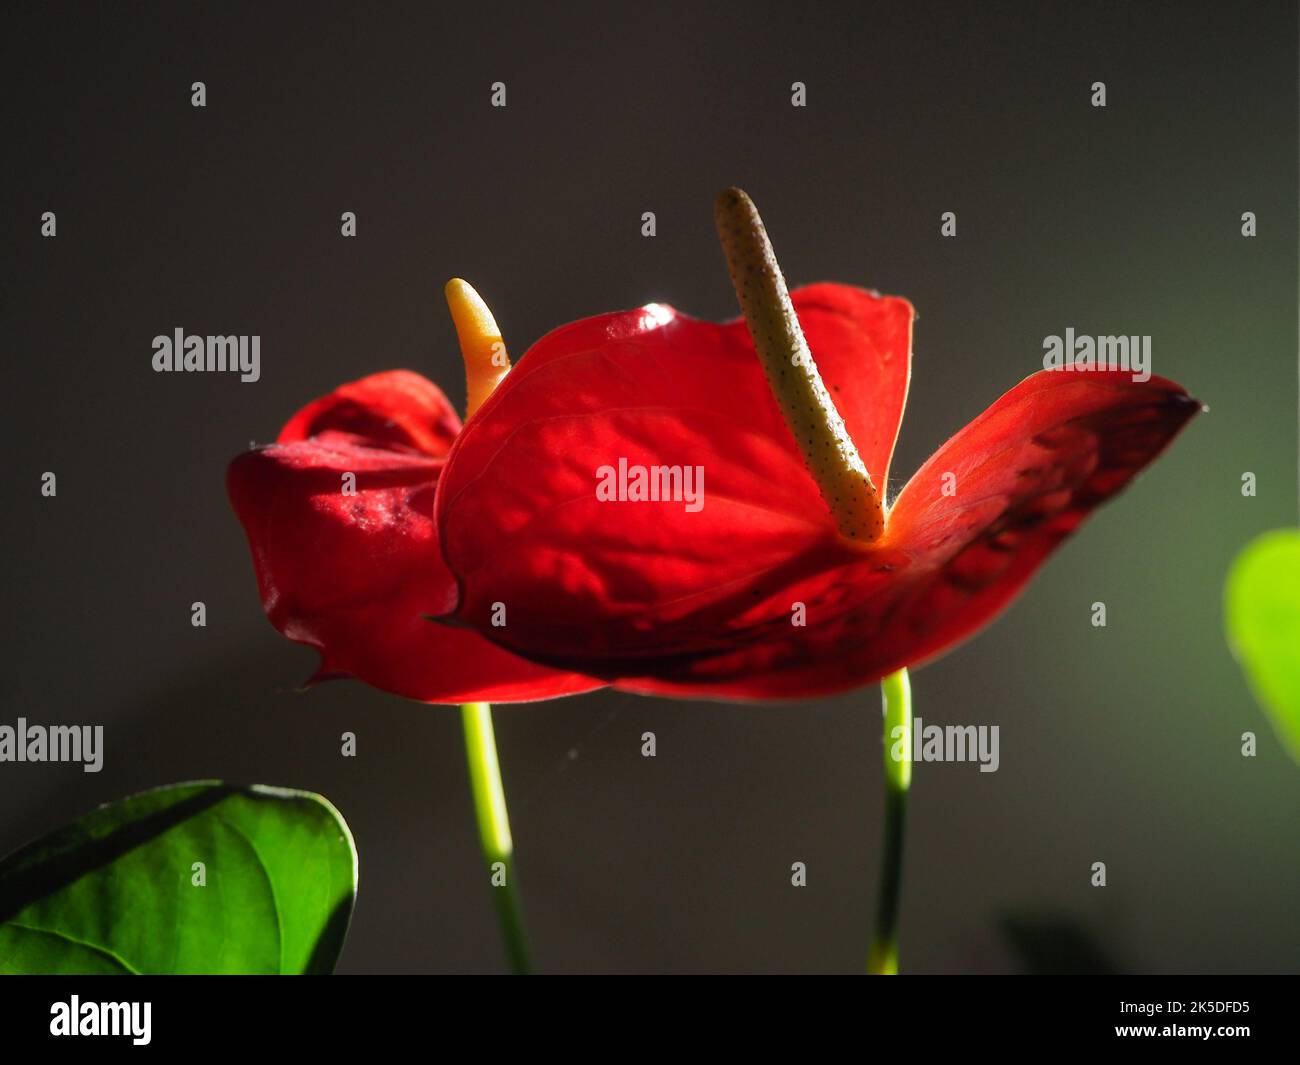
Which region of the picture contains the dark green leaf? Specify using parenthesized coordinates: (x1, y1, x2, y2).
(0, 782, 357, 974)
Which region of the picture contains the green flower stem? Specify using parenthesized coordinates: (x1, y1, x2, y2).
(461, 701, 531, 974)
(868, 668, 912, 974)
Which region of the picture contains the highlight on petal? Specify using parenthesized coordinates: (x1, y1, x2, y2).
(229, 376, 601, 704)
(440, 356, 1198, 699)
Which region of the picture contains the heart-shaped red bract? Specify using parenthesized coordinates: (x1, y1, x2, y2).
(227, 370, 601, 702)
(228, 284, 1198, 703)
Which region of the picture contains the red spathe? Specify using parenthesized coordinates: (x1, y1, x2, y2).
(228, 285, 1198, 704)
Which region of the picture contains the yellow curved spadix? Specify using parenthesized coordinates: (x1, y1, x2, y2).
(444, 278, 511, 419)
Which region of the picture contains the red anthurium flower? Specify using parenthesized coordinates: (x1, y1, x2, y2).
(229, 193, 1198, 705)
(227, 367, 603, 702)
(435, 288, 1198, 700)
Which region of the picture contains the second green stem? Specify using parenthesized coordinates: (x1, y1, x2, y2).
(461, 701, 531, 974)
(868, 668, 912, 975)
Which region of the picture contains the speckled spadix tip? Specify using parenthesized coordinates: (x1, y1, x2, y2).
(444, 278, 511, 419)
(713, 188, 884, 543)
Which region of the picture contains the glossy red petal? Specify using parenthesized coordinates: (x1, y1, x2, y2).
(279, 369, 463, 457)
(437, 289, 911, 672)
(228, 426, 601, 704)
(622, 371, 1201, 698)
(442, 346, 1197, 697)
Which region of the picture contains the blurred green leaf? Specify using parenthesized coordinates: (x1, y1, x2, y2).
(1225, 528, 1300, 764)
(0, 782, 357, 974)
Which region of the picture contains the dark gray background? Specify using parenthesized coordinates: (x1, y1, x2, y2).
(2, 1, 1297, 972)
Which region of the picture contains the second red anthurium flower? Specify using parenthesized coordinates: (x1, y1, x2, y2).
(229, 190, 1199, 704)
